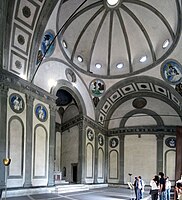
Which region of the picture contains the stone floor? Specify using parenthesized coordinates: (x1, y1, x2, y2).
(1, 186, 151, 200)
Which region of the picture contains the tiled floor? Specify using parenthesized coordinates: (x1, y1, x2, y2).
(1, 187, 150, 200)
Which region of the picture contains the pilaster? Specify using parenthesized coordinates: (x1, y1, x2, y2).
(78, 120, 86, 184)
(156, 133, 164, 173)
(23, 94, 34, 187)
(119, 134, 125, 184)
(0, 84, 8, 191)
(47, 104, 56, 186)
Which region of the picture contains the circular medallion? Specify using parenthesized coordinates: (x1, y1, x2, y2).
(89, 79, 105, 97)
(87, 129, 94, 141)
(161, 59, 182, 85)
(9, 93, 24, 113)
(65, 68, 76, 82)
(98, 135, 104, 146)
(132, 98, 147, 109)
(165, 137, 176, 148)
(110, 138, 118, 148)
(35, 104, 48, 122)
(41, 30, 55, 58)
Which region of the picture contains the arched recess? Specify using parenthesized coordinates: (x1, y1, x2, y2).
(98, 148, 104, 178)
(33, 124, 48, 178)
(86, 143, 94, 178)
(51, 79, 86, 116)
(120, 109, 164, 127)
(109, 150, 118, 179)
(165, 149, 176, 181)
(8, 116, 24, 177)
(95, 76, 182, 128)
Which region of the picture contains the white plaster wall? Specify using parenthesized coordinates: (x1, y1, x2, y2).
(85, 127, 95, 183)
(97, 133, 105, 183)
(108, 136, 119, 183)
(62, 126, 79, 182)
(124, 135, 157, 185)
(163, 135, 176, 185)
(32, 99, 50, 186)
(6, 89, 26, 187)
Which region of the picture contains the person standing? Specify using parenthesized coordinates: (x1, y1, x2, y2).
(159, 172, 166, 200)
(150, 175, 160, 200)
(134, 176, 141, 200)
(138, 176, 145, 199)
(165, 177, 171, 200)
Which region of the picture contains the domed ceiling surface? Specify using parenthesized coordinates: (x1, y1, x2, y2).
(57, 0, 181, 78)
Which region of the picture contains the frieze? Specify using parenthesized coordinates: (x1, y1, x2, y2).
(0, 69, 56, 104)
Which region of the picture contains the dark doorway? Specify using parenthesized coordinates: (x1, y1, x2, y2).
(72, 163, 77, 183)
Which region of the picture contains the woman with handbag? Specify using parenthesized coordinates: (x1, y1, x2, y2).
(150, 175, 160, 200)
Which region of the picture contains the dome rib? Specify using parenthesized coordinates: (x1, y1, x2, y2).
(125, 0, 175, 40)
(60, 1, 103, 36)
(71, 6, 105, 61)
(88, 10, 109, 72)
(116, 9, 132, 73)
(107, 10, 114, 76)
(121, 4, 156, 62)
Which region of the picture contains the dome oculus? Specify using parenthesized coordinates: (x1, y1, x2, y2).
(107, 0, 119, 6)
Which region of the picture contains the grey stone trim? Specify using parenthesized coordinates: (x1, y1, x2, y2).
(119, 135, 125, 184)
(0, 0, 14, 70)
(0, 69, 56, 104)
(156, 134, 164, 173)
(0, 84, 8, 191)
(51, 79, 86, 115)
(108, 125, 176, 136)
(24, 94, 34, 187)
(94, 132, 98, 183)
(96, 76, 182, 127)
(61, 115, 107, 133)
(120, 109, 164, 127)
(78, 122, 86, 184)
(48, 105, 56, 186)
(28, 0, 59, 81)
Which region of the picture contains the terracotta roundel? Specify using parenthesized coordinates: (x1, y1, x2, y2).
(9, 93, 24, 113)
(161, 59, 182, 85)
(89, 79, 105, 97)
(35, 104, 48, 122)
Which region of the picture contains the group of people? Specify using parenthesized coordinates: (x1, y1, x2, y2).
(150, 172, 171, 200)
(133, 176, 145, 200)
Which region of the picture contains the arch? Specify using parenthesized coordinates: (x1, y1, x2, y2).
(120, 109, 164, 127)
(51, 79, 86, 116)
(96, 76, 182, 128)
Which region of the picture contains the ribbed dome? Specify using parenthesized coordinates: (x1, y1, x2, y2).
(57, 0, 181, 78)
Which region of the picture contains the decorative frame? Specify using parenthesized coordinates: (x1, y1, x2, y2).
(65, 68, 76, 83)
(9, 93, 25, 113)
(110, 138, 118, 148)
(89, 79, 105, 97)
(35, 104, 48, 122)
(98, 135, 104, 146)
(161, 59, 182, 85)
(165, 137, 176, 148)
(87, 128, 94, 141)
